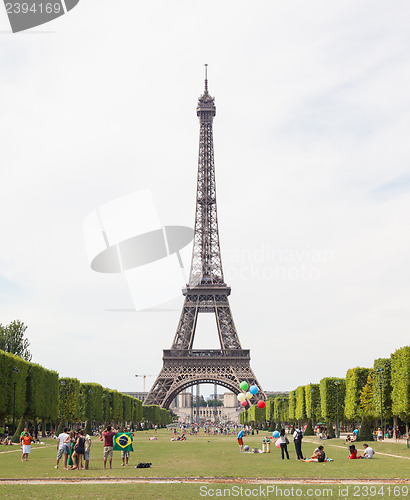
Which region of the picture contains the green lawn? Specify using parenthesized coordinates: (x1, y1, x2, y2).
(0, 430, 409, 499)
(1, 483, 409, 500)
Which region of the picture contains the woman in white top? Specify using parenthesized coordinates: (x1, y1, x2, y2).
(279, 428, 289, 459)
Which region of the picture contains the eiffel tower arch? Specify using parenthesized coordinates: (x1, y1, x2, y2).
(145, 67, 265, 409)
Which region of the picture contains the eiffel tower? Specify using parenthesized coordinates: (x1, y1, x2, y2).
(144, 67, 265, 408)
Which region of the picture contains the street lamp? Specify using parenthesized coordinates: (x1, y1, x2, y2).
(376, 368, 384, 438)
(60, 381, 66, 426)
(12, 367, 19, 435)
(335, 381, 341, 438)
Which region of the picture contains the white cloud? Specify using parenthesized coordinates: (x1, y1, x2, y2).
(0, 0, 409, 396)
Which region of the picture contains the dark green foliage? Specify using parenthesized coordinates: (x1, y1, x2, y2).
(373, 358, 392, 421)
(58, 378, 81, 422)
(12, 416, 25, 443)
(111, 390, 123, 423)
(25, 363, 58, 421)
(295, 386, 306, 421)
(288, 390, 296, 420)
(305, 384, 321, 423)
(265, 399, 274, 424)
(273, 396, 288, 422)
(133, 398, 143, 423)
(391, 347, 410, 422)
(359, 370, 376, 418)
(248, 404, 266, 425)
(304, 418, 314, 436)
(327, 423, 335, 438)
(345, 367, 370, 420)
(357, 415, 374, 441)
(320, 377, 345, 423)
(0, 320, 32, 361)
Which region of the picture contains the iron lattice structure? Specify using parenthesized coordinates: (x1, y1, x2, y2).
(145, 71, 265, 408)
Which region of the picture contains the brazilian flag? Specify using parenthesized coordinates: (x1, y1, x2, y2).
(113, 432, 133, 452)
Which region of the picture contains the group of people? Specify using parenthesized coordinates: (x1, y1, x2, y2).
(55, 428, 92, 470)
(237, 426, 306, 460)
(348, 443, 374, 459)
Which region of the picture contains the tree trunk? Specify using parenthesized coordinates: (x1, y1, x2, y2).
(41, 419, 46, 437)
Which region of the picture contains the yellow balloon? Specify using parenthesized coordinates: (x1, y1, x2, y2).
(237, 393, 245, 402)
(246, 391, 252, 399)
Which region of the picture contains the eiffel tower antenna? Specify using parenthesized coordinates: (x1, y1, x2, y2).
(145, 70, 265, 409)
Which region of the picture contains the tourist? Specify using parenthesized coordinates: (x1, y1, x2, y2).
(348, 444, 358, 459)
(20, 430, 32, 461)
(84, 429, 92, 470)
(55, 427, 70, 470)
(394, 427, 401, 441)
(301, 445, 325, 462)
(359, 444, 374, 459)
(237, 428, 245, 452)
(377, 428, 383, 441)
(279, 428, 289, 460)
(71, 429, 85, 470)
(121, 427, 132, 466)
(67, 431, 76, 469)
(102, 425, 117, 469)
(293, 426, 304, 460)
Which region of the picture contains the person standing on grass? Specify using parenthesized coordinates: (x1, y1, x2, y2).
(237, 428, 245, 452)
(55, 427, 70, 469)
(21, 431, 32, 461)
(293, 426, 304, 460)
(102, 425, 118, 469)
(84, 429, 92, 470)
(71, 429, 85, 470)
(279, 429, 290, 459)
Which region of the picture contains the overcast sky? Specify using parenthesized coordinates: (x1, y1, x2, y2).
(1, 1, 409, 399)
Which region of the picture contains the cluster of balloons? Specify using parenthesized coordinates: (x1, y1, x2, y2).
(272, 430, 281, 448)
(236, 381, 266, 409)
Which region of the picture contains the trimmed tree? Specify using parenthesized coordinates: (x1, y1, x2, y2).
(295, 386, 306, 423)
(320, 377, 346, 438)
(345, 367, 370, 423)
(373, 358, 392, 427)
(391, 346, 410, 433)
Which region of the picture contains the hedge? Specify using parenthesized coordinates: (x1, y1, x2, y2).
(391, 346, 410, 422)
(345, 368, 370, 421)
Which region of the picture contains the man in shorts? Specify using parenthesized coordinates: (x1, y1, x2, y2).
(102, 425, 117, 469)
(237, 428, 245, 452)
(55, 427, 70, 469)
(120, 427, 134, 466)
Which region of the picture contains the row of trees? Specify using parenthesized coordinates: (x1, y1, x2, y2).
(0, 349, 173, 441)
(240, 346, 410, 439)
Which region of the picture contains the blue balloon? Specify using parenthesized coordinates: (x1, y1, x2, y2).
(272, 431, 280, 438)
(249, 385, 259, 395)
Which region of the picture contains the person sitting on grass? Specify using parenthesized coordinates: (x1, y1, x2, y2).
(348, 444, 358, 459)
(359, 444, 374, 459)
(301, 446, 326, 462)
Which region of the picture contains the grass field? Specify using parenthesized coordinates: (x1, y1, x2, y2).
(0, 429, 409, 499)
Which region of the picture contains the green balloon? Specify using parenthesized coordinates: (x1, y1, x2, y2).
(240, 381, 248, 391)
